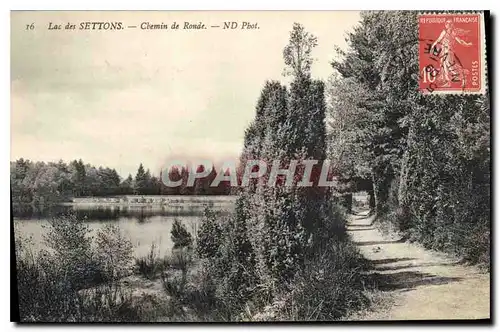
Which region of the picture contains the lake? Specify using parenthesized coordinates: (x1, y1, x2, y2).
(13, 195, 236, 258)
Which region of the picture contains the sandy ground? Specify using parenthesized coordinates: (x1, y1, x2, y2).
(347, 210, 490, 321)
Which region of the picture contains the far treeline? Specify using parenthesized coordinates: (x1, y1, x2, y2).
(10, 160, 232, 206)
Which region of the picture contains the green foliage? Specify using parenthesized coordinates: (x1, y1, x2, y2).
(329, 11, 490, 265)
(15, 214, 142, 322)
(10, 158, 234, 207)
(134, 163, 150, 195)
(135, 242, 165, 280)
(217, 197, 257, 308)
(120, 174, 134, 195)
(283, 22, 318, 77)
(245, 23, 331, 288)
(279, 241, 369, 321)
(166, 248, 194, 272)
(190, 22, 368, 322)
(10, 159, 128, 206)
(196, 207, 223, 259)
(42, 213, 100, 288)
(171, 219, 193, 250)
(94, 224, 134, 280)
(192, 203, 258, 319)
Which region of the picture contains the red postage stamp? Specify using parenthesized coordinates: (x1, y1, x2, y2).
(418, 12, 486, 94)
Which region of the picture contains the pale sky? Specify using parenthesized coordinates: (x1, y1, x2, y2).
(11, 11, 360, 178)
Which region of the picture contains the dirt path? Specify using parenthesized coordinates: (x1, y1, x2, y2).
(347, 210, 490, 320)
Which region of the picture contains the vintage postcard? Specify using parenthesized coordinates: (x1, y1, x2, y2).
(11, 11, 491, 323)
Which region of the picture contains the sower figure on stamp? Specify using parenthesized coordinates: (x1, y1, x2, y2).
(430, 19, 472, 87)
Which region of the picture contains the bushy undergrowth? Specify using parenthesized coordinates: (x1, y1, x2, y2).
(135, 242, 167, 280)
(15, 213, 144, 322)
(276, 241, 369, 321)
(381, 171, 490, 268)
(327, 11, 491, 270)
(135, 219, 195, 280)
(15, 204, 371, 323)
(383, 206, 490, 268)
(167, 202, 371, 322)
(171, 219, 193, 249)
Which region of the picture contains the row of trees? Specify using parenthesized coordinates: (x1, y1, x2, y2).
(194, 23, 367, 320)
(11, 159, 122, 205)
(11, 159, 232, 206)
(129, 163, 232, 197)
(233, 23, 333, 288)
(328, 11, 490, 264)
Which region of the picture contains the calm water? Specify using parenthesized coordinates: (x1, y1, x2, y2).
(14, 196, 235, 257)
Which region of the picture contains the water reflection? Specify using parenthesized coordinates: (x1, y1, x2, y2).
(13, 202, 233, 222)
(13, 198, 235, 256)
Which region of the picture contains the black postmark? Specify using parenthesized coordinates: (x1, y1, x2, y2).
(420, 37, 467, 93)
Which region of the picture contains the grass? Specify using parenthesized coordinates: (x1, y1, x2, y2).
(377, 206, 490, 268)
(15, 213, 148, 322)
(15, 204, 373, 322)
(249, 240, 372, 321)
(15, 246, 146, 322)
(134, 242, 169, 280)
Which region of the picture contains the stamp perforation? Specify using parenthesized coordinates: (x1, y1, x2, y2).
(418, 11, 487, 95)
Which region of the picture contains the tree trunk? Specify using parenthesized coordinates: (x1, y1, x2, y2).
(398, 121, 414, 207)
(368, 174, 377, 214)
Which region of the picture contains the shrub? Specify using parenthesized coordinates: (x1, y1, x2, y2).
(15, 214, 144, 322)
(160, 271, 188, 302)
(165, 247, 193, 273)
(316, 199, 348, 243)
(333, 194, 353, 214)
(94, 224, 133, 281)
(75, 283, 142, 322)
(42, 213, 98, 288)
(171, 219, 193, 250)
(196, 207, 222, 259)
(276, 241, 369, 321)
(382, 158, 490, 267)
(16, 250, 80, 321)
(182, 262, 219, 316)
(135, 242, 165, 280)
(190, 189, 368, 321)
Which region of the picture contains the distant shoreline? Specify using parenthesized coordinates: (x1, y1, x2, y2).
(64, 195, 237, 207)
